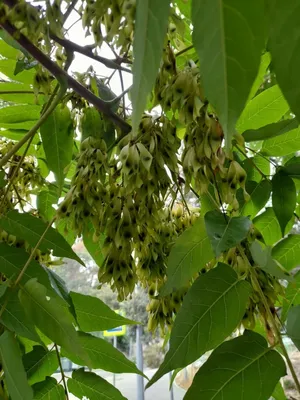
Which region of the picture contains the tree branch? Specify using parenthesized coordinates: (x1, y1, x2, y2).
(50, 34, 132, 73)
(0, 19, 132, 133)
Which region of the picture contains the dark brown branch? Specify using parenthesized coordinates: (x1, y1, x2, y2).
(0, 19, 131, 133)
(50, 34, 132, 73)
(63, 0, 78, 24)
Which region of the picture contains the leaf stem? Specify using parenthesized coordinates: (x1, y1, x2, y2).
(55, 344, 69, 400)
(234, 144, 268, 179)
(175, 45, 194, 58)
(0, 84, 67, 168)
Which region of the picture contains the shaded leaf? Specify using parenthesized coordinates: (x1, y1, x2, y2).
(249, 241, 292, 281)
(63, 331, 143, 375)
(204, 211, 251, 257)
(37, 190, 58, 221)
(147, 263, 251, 388)
(241, 180, 271, 219)
(0, 331, 33, 400)
(19, 279, 90, 366)
(286, 305, 300, 351)
(68, 368, 126, 400)
(243, 156, 270, 183)
(243, 118, 298, 142)
(192, 0, 264, 147)
(43, 267, 71, 305)
(81, 106, 103, 141)
(0, 242, 52, 288)
(272, 172, 296, 236)
(185, 331, 286, 400)
(262, 127, 300, 156)
(40, 105, 74, 191)
(253, 208, 284, 246)
(23, 346, 58, 385)
(272, 235, 300, 271)
(161, 217, 214, 296)
(0, 211, 84, 265)
(0, 294, 41, 342)
(0, 59, 35, 84)
(82, 221, 105, 267)
(32, 377, 65, 400)
(268, 0, 300, 128)
(237, 85, 290, 133)
(132, 0, 170, 133)
(282, 156, 300, 179)
(71, 292, 137, 332)
(281, 272, 300, 322)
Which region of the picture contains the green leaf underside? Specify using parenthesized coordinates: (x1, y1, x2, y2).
(272, 234, 300, 271)
(71, 292, 137, 332)
(241, 180, 271, 220)
(63, 331, 143, 375)
(262, 127, 300, 156)
(237, 85, 290, 133)
(192, 0, 264, 147)
(68, 368, 127, 400)
(0, 211, 83, 265)
(40, 106, 74, 191)
(281, 272, 300, 322)
(0, 331, 33, 400)
(271, 382, 287, 400)
(253, 208, 284, 246)
(132, 0, 170, 133)
(243, 118, 298, 143)
(161, 217, 213, 295)
(286, 305, 300, 351)
(82, 221, 105, 267)
(147, 263, 251, 388)
(184, 330, 286, 400)
(204, 211, 252, 257)
(19, 279, 90, 366)
(23, 346, 59, 385)
(32, 377, 65, 400)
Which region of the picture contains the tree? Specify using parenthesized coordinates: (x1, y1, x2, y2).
(0, 0, 300, 399)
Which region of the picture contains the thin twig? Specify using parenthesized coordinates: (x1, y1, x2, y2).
(235, 144, 268, 179)
(55, 344, 69, 400)
(63, 0, 78, 24)
(118, 70, 126, 119)
(244, 145, 277, 167)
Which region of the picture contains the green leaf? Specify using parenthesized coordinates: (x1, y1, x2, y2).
(0, 59, 35, 84)
(281, 156, 300, 179)
(23, 346, 58, 385)
(0, 105, 41, 124)
(43, 268, 71, 305)
(192, 0, 264, 147)
(281, 272, 300, 322)
(37, 190, 58, 221)
(131, 0, 170, 133)
(286, 305, 300, 351)
(68, 368, 127, 400)
(71, 292, 136, 332)
(253, 208, 283, 246)
(63, 331, 143, 375)
(272, 235, 300, 271)
(19, 279, 90, 366)
(0, 211, 84, 265)
(268, 0, 300, 128)
(32, 377, 65, 400)
(241, 180, 271, 219)
(0, 294, 41, 342)
(249, 241, 292, 281)
(272, 383, 287, 400)
(242, 156, 270, 183)
(272, 172, 296, 236)
(0, 38, 19, 59)
(147, 263, 251, 388)
(0, 129, 39, 144)
(185, 330, 286, 400)
(204, 211, 252, 257)
(82, 221, 105, 267)
(248, 52, 271, 100)
(0, 242, 52, 288)
(0, 82, 40, 104)
(0, 331, 33, 400)
(262, 127, 300, 156)
(161, 217, 214, 296)
(237, 85, 290, 133)
(175, 0, 191, 19)
(81, 107, 103, 141)
(40, 105, 74, 191)
(243, 118, 298, 142)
